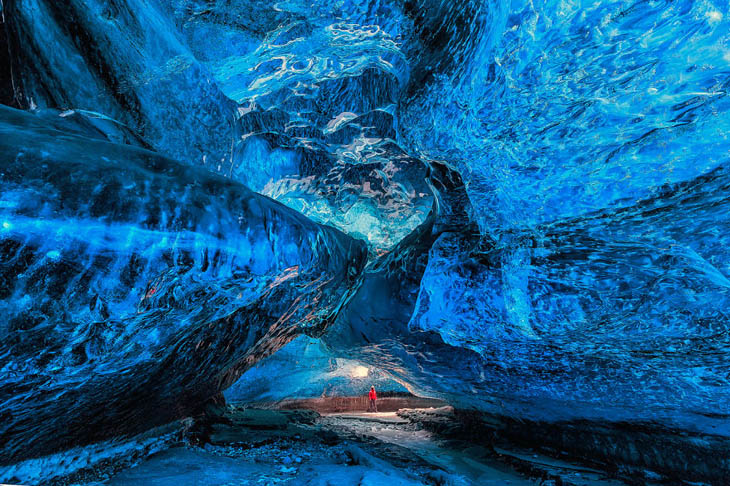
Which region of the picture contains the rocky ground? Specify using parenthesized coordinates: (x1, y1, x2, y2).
(46, 401, 659, 486)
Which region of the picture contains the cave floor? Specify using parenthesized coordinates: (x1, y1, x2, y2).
(319, 412, 627, 486)
(95, 409, 628, 486)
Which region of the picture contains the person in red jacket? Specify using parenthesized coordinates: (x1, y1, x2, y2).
(368, 386, 378, 412)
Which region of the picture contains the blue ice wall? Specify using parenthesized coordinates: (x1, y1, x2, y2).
(224, 336, 408, 402)
(2, 0, 730, 478)
(0, 105, 366, 463)
(159, 0, 434, 253)
(4, 0, 236, 167)
(394, 0, 730, 430)
(401, 0, 730, 232)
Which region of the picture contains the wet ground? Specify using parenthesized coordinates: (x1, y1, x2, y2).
(321, 412, 535, 485)
(320, 412, 628, 486)
(82, 408, 631, 486)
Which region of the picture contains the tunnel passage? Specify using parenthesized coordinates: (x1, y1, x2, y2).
(2, 0, 730, 483)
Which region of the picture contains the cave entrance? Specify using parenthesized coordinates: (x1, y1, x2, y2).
(223, 337, 449, 415)
(273, 390, 449, 415)
(258, 359, 450, 415)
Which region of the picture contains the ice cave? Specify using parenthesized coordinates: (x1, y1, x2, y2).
(1, 0, 729, 484)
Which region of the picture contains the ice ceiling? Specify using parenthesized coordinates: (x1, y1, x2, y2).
(2, 0, 730, 467)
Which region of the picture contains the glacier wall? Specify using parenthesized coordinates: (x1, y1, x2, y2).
(0, 105, 365, 463)
(3, 0, 237, 167)
(401, 0, 730, 232)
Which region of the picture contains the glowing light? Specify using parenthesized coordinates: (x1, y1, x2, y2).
(351, 365, 369, 378)
(707, 10, 722, 23)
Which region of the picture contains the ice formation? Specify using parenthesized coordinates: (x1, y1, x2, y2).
(2, 0, 730, 481)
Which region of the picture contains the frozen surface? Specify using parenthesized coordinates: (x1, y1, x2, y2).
(4, 0, 236, 166)
(401, 0, 730, 232)
(2, 0, 730, 481)
(0, 105, 365, 467)
(224, 336, 409, 402)
(101, 411, 562, 486)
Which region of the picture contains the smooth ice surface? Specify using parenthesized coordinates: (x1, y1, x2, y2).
(2, 0, 730, 480)
(224, 336, 408, 402)
(4, 0, 236, 166)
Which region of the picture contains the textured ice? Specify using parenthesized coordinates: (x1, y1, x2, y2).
(4, 0, 236, 166)
(224, 336, 408, 402)
(401, 0, 730, 231)
(0, 105, 365, 463)
(2, 0, 730, 479)
(160, 0, 433, 252)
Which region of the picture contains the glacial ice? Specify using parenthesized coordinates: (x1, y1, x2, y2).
(4, 0, 236, 167)
(2, 0, 730, 481)
(401, 0, 730, 232)
(0, 105, 365, 463)
(224, 336, 409, 402)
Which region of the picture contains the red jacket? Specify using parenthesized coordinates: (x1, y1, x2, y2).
(369, 389, 377, 400)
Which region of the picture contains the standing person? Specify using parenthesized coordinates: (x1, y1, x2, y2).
(368, 386, 378, 412)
